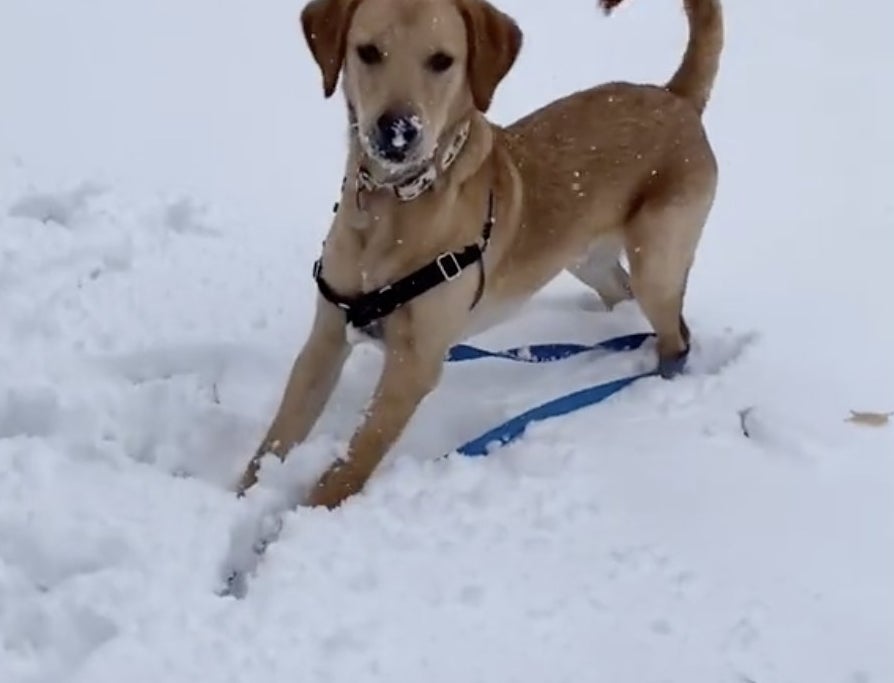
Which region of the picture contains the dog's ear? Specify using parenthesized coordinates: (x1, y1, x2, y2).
(301, 0, 361, 98)
(458, 0, 522, 112)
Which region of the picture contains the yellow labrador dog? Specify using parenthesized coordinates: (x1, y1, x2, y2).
(238, 0, 723, 508)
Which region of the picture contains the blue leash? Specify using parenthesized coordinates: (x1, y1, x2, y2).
(444, 332, 658, 457)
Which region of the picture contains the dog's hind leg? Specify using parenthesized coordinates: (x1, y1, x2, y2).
(566, 234, 633, 309)
(624, 188, 712, 378)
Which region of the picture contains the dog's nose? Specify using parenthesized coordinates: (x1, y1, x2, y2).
(373, 111, 421, 162)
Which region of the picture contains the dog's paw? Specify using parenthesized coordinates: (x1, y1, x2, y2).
(304, 461, 366, 510)
(233, 461, 261, 498)
(658, 344, 691, 379)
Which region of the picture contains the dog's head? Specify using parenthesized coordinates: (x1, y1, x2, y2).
(301, 0, 521, 175)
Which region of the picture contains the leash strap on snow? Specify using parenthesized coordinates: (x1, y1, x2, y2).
(445, 331, 654, 363)
(443, 331, 658, 457)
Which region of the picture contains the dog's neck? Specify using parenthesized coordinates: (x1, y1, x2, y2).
(330, 110, 498, 296)
(338, 110, 495, 252)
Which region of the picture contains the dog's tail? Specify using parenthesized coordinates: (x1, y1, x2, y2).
(600, 0, 723, 115)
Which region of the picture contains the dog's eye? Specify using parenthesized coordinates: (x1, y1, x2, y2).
(426, 51, 454, 73)
(356, 43, 383, 65)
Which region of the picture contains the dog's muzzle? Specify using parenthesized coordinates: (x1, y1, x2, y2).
(369, 110, 422, 163)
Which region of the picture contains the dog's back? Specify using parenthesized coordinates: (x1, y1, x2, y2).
(500, 0, 723, 235)
(490, 0, 723, 378)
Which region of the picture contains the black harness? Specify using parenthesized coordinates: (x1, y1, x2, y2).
(314, 190, 495, 331)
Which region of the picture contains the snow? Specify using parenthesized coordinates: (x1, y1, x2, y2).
(1, 0, 893, 682)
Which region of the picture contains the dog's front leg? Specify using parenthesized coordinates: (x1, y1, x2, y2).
(237, 296, 349, 494)
(305, 338, 444, 509)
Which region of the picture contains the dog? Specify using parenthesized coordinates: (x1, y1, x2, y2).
(237, 0, 723, 508)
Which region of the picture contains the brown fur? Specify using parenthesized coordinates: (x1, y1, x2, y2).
(237, 0, 724, 508)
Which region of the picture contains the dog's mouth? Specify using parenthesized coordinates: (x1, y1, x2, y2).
(347, 106, 433, 181)
(358, 133, 434, 183)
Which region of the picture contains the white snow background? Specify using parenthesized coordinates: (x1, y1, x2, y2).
(1, 1, 893, 682)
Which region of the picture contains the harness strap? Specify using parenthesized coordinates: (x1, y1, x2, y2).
(315, 191, 495, 329)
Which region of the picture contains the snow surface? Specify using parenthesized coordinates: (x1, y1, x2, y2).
(2, 1, 893, 682)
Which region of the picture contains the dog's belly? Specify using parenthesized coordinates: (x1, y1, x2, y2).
(460, 296, 528, 341)
(342, 302, 524, 355)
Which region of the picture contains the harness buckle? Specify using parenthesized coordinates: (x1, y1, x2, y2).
(436, 252, 462, 281)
